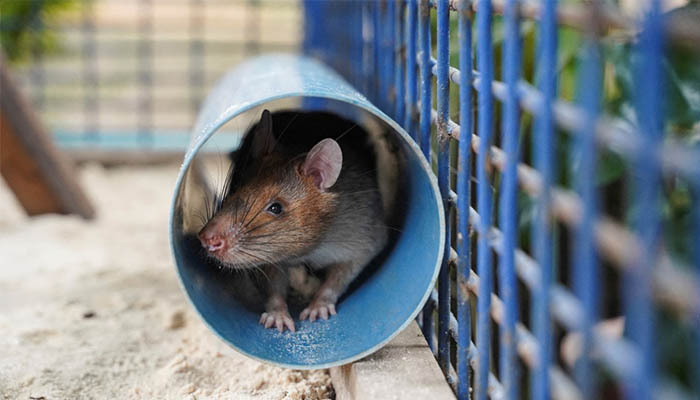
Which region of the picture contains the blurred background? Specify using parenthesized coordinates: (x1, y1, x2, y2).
(2, 0, 301, 157)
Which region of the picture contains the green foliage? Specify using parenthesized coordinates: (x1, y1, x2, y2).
(0, 0, 76, 63)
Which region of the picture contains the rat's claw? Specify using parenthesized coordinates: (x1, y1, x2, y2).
(259, 310, 296, 332)
(300, 302, 337, 322)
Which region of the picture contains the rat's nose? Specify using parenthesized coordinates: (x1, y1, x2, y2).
(199, 231, 225, 253)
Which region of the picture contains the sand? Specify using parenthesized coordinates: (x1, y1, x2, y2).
(0, 163, 333, 400)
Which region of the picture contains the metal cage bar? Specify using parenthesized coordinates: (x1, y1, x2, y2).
(455, 0, 473, 398)
(531, 1, 557, 399)
(474, 1, 495, 398)
(436, 0, 452, 375)
(498, 1, 521, 398)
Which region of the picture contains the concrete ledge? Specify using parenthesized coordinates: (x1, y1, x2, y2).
(331, 322, 456, 400)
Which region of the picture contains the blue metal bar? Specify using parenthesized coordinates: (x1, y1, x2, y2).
(531, 1, 557, 399)
(362, 1, 375, 100)
(373, 3, 382, 105)
(456, 1, 474, 398)
(572, 17, 603, 398)
(404, 0, 418, 139)
(394, 1, 406, 128)
(498, 0, 521, 397)
(418, 0, 432, 161)
(386, 0, 396, 118)
(378, 1, 392, 113)
(418, 0, 435, 347)
(474, 1, 495, 399)
(624, 2, 664, 399)
(435, 0, 451, 374)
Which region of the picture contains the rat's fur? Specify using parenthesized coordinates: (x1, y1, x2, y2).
(199, 110, 387, 332)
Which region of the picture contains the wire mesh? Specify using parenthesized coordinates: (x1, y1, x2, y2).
(305, 1, 700, 399)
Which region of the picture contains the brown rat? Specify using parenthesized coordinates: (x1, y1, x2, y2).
(198, 109, 388, 332)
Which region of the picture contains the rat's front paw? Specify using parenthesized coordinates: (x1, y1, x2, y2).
(300, 301, 337, 322)
(259, 310, 296, 333)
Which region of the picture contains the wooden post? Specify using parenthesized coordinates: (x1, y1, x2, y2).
(0, 59, 95, 219)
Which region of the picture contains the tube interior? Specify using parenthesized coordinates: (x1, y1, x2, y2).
(170, 97, 442, 368)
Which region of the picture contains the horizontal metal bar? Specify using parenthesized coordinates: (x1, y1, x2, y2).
(419, 55, 700, 181)
(428, 108, 700, 317)
(422, 0, 700, 48)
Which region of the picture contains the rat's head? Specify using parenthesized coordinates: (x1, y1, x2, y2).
(198, 110, 343, 269)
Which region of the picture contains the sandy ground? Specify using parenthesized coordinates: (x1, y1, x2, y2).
(0, 163, 333, 400)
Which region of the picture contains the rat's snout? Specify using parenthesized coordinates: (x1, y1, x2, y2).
(199, 230, 225, 253)
(198, 216, 235, 255)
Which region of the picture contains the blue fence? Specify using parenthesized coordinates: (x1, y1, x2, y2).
(304, 1, 700, 399)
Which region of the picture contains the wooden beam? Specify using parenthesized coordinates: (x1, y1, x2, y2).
(0, 59, 95, 219)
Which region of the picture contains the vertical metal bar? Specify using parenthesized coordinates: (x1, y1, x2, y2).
(81, 0, 98, 142)
(138, 0, 153, 145)
(362, 1, 374, 100)
(373, 2, 382, 105)
(572, 7, 602, 398)
(436, 0, 452, 375)
(394, 1, 406, 127)
(352, 2, 364, 88)
(404, 0, 418, 139)
(531, 1, 557, 399)
(418, 0, 434, 346)
(498, 0, 521, 397)
(624, 2, 663, 399)
(456, 1, 474, 398)
(418, 0, 432, 161)
(474, 1, 495, 399)
(378, 1, 388, 111)
(385, 0, 396, 116)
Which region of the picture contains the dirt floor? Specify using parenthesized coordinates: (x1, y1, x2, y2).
(0, 163, 333, 400)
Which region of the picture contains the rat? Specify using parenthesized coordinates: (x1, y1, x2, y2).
(198, 109, 388, 332)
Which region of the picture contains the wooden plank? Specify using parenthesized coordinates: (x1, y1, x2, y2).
(330, 322, 456, 400)
(0, 59, 95, 219)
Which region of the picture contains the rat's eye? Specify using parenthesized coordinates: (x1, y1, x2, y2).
(266, 202, 283, 215)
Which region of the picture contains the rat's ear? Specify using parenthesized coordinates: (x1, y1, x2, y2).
(301, 138, 343, 191)
(252, 109, 275, 156)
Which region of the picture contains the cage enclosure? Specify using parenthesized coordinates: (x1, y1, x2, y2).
(169, 54, 444, 369)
